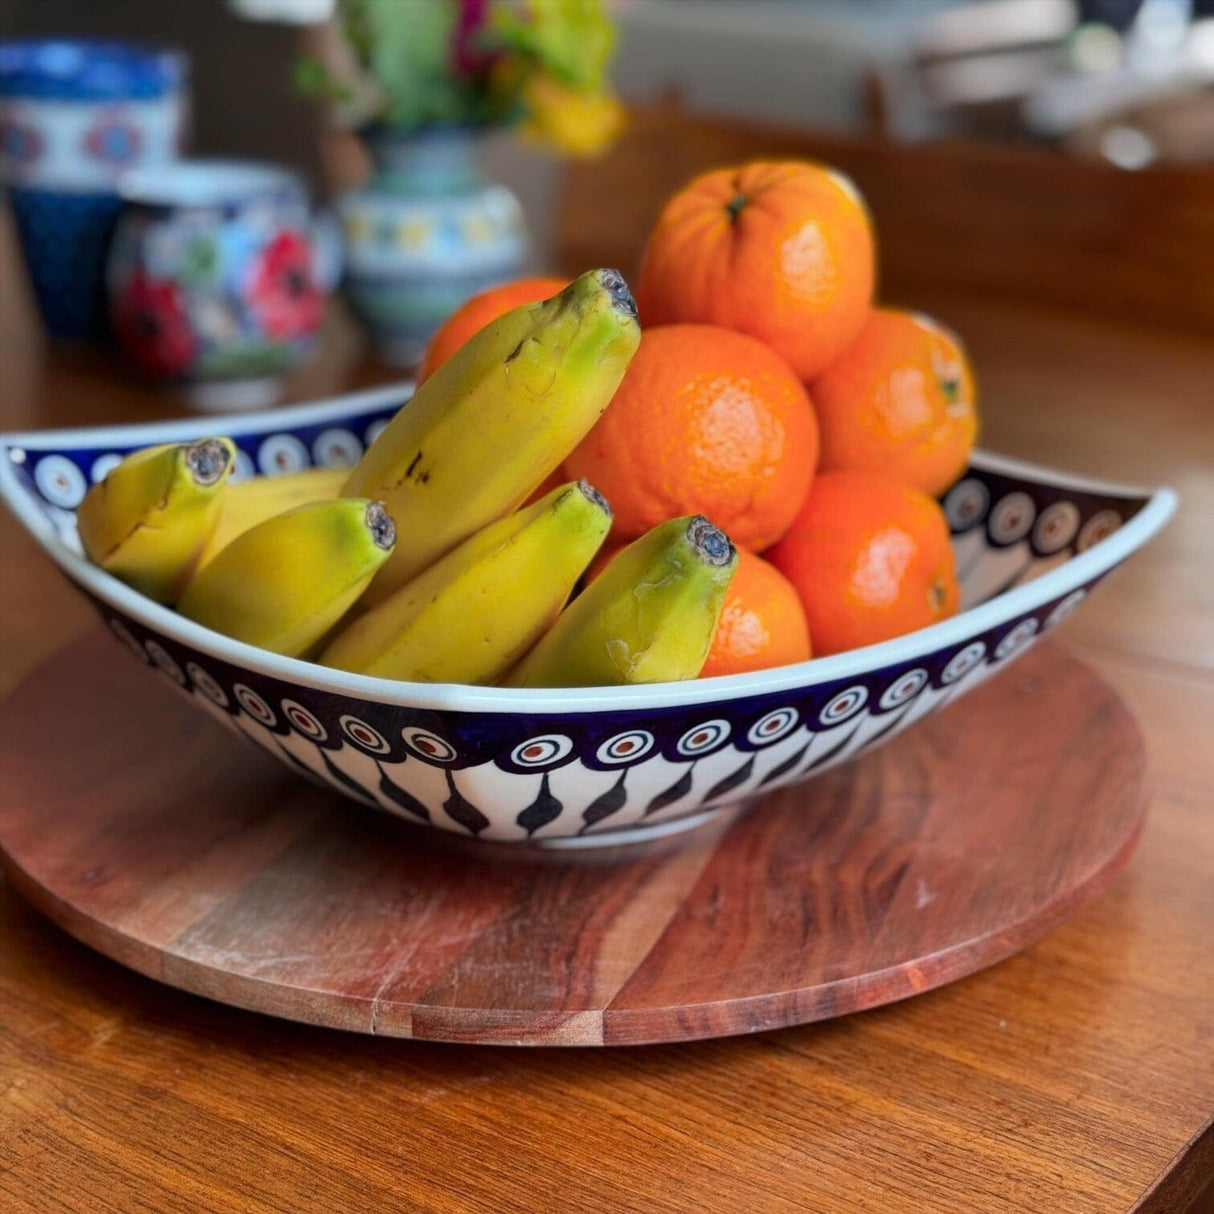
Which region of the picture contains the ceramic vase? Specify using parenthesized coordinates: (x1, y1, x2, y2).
(0, 38, 186, 339)
(337, 126, 528, 368)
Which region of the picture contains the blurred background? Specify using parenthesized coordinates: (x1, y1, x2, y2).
(1, 0, 1211, 405)
(5, 0, 1214, 175)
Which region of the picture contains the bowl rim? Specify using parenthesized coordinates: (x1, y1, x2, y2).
(0, 385, 1178, 714)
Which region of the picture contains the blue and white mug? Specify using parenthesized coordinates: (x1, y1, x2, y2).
(0, 38, 187, 339)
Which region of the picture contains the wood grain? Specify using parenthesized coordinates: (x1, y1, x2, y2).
(0, 633, 1148, 1047)
(3, 123, 1213, 1209)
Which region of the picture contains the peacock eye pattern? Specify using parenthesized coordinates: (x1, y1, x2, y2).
(92, 574, 1100, 844)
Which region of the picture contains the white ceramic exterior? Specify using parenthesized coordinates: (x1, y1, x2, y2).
(0, 95, 183, 191)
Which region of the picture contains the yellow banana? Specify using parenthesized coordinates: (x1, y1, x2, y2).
(76, 438, 235, 603)
(178, 498, 396, 657)
(321, 480, 612, 683)
(343, 267, 640, 604)
(505, 515, 737, 688)
(198, 465, 347, 568)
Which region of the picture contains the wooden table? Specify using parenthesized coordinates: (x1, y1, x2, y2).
(1, 271, 1212, 1208)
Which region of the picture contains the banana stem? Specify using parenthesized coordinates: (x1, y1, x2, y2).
(186, 439, 234, 487)
(365, 501, 396, 551)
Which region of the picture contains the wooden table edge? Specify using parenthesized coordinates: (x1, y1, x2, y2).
(1131, 1117, 1214, 1214)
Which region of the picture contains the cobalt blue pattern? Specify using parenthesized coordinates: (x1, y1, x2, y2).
(6, 188, 124, 337)
(6, 401, 402, 513)
(0, 39, 186, 337)
(104, 164, 331, 391)
(943, 471, 1139, 555)
(85, 577, 1105, 841)
(0, 40, 185, 101)
(0, 389, 1163, 845)
(89, 583, 1098, 766)
(337, 126, 527, 367)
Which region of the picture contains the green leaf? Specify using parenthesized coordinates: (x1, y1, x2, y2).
(294, 55, 352, 104)
(299, 0, 619, 133)
(347, 0, 477, 128)
(179, 237, 219, 288)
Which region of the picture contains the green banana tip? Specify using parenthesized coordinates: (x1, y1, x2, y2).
(561, 268, 638, 323)
(576, 479, 612, 519)
(597, 268, 638, 322)
(686, 515, 736, 569)
(186, 438, 234, 487)
(365, 501, 397, 551)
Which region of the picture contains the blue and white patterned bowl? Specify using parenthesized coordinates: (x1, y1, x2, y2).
(0, 385, 1176, 847)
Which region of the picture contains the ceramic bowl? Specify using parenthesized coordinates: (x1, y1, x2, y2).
(0, 386, 1175, 847)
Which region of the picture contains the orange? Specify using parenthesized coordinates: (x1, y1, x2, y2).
(564, 324, 819, 551)
(767, 471, 959, 656)
(585, 542, 812, 678)
(701, 548, 812, 677)
(812, 308, 978, 498)
(417, 276, 567, 382)
(636, 160, 875, 380)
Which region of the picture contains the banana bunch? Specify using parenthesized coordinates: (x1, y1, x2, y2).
(178, 499, 396, 658)
(76, 437, 236, 603)
(198, 465, 346, 569)
(79, 440, 396, 655)
(321, 480, 612, 682)
(506, 515, 737, 688)
(319, 495, 737, 688)
(77, 447, 348, 598)
(75, 270, 742, 686)
(342, 267, 641, 605)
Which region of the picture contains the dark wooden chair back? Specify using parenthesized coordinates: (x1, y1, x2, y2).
(556, 103, 1214, 335)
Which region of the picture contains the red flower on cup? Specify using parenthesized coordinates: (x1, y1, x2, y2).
(112, 272, 196, 376)
(247, 230, 322, 340)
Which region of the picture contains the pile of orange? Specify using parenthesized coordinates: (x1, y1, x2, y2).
(419, 158, 980, 676)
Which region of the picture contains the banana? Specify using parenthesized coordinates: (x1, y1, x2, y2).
(321, 480, 612, 683)
(505, 515, 737, 688)
(198, 465, 347, 568)
(343, 267, 640, 604)
(76, 438, 235, 603)
(178, 498, 396, 657)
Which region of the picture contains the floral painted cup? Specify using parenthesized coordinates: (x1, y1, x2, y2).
(106, 160, 340, 411)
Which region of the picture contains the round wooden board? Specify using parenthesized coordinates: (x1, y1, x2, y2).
(0, 632, 1147, 1046)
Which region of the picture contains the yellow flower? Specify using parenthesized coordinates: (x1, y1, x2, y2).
(519, 73, 623, 158)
